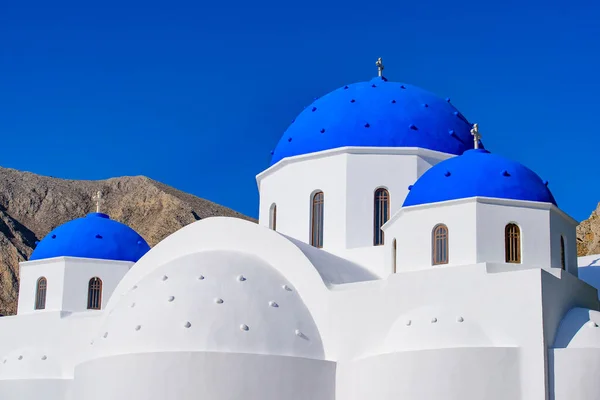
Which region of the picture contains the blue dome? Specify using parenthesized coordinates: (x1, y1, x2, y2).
(403, 149, 556, 207)
(270, 76, 480, 165)
(30, 213, 150, 262)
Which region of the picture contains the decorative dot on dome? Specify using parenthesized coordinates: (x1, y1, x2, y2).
(350, 99, 355, 103)
(320, 128, 325, 133)
(457, 316, 464, 323)
(168, 296, 175, 302)
(130, 302, 136, 308)
(406, 320, 412, 326)
(270, 150, 274, 155)
(287, 137, 292, 142)
(588, 320, 599, 328)
(391, 99, 396, 103)
(295, 329, 308, 340)
(215, 298, 224, 304)
(502, 170, 511, 177)
(449, 129, 456, 136)
(161, 275, 168, 281)
(431, 317, 438, 323)
(364, 123, 370, 128)
(198, 275, 205, 280)
(103, 332, 108, 338)
(135, 325, 141, 331)
(291, 119, 295, 123)
(282, 284, 293, 291)
(400, 85, 406, 89)
(408, 185, 413, 190)
(453, 111, 459, 116)
(237, 275, 246, 282)
(18, 356, 22, 360)
(344, 85, 349, 89)
(409, 123, 418, 130)
(312, 107, 317, 112)
(184, 321, 192, 328)
(446, 97, 451, 102)
(51, 234, 56, 239)
(240, 324, 250, 331)
(132, 285, 138, 290)
(444, 171, 451, 177)
(543, 180, 549, 186)
(269, 301, 279, 308)
(423, 103, 429, 108)
(137, 240, 143, 245)
(35, 240, 39, 245)
(372, 84, 377, 88)
(95, 234, 102, 239)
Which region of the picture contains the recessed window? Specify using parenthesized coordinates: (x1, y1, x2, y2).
(35, 277, 47, 310)
(87, 277, 103, 310)
(374, 188, 390, 246)
(432, 224, 449, 265)
(269, 203, 277, 231)
(560, 235, 566, 270)
(505, 223, 521, 263)
(310, 191, 324, 248)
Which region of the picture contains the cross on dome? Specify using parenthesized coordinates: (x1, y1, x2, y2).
(470, 123, 481, 149)
(376, 57, 384, 77)
(93, 191, 104, 213)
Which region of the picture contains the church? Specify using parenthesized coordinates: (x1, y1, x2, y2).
(1, 58, 600, 400)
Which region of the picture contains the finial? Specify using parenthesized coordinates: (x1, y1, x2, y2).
(470, 123, 481, 149)
(93, 190, 104, 213)
(376, 57, 384, 77)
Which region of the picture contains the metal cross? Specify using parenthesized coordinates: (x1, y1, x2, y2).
(376, 57, 384, 77)
(93, 191, 104, 213)
(470, 123, 481, 149)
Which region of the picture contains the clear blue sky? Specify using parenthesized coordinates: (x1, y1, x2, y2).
(1, 0, 599, 221)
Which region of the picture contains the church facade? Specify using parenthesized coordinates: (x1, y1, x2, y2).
(1, 59, 599, 400)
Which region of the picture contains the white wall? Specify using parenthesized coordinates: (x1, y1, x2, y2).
(336, 348, 521, 400)
(550, 349, 600, 400)
(0, 379, 70, 400)
(549, 210, 578, 274)
(257, 147, 451, 271)
(72, 352, 336, 400)
(18, 257, 132, 314)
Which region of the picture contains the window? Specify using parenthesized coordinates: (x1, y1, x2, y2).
(432, 224, 449, 265)
(310, 191, 324, 248)
(269, 203, 277, 231)
(392, 239, 397, 273)
(35, 277, 47, 310)
(560, 236, 566, 270)
(374, 188, 390, 246)
(505, 223, 521, 263)
(87, 277, 103, 310)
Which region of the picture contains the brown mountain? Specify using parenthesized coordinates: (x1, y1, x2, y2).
(577, 202, 600, 256)
(0, 166, 254, 315)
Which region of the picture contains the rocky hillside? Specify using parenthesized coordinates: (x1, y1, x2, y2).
(0, 167, 254, 315)
(577, 202, 600, 256)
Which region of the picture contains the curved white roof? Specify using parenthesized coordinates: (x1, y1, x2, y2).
(554, 307, 600, 348)
(87, 250, 325, 360)
(0, 347, 64, 380)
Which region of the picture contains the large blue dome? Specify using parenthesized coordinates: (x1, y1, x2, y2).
(270, 76, 480, 165)
(403, 149, 557, 207)
(30, 213, 150, 262)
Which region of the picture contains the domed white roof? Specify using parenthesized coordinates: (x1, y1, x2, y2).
(87, 250, 325, 360)
(554, 308, 600, 348)
(0, 347, 64, 380)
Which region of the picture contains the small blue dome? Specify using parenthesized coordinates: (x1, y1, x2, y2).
(270, 77, 480, 165)
(30, 213, 150, 262)
(403, 149, 556, 207)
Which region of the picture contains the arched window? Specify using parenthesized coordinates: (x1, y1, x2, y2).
(269, 203, 277, 231)
(374, 188, 390, 246)
(35, 277, 47, 310)
(392, 238, 397, 273)
(432, 224, 449, 265)
(310, 191, 324, 248)
(560, 235, 566, 270)
(87, 277, 103, 310)
(505, 223, 521, 263)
